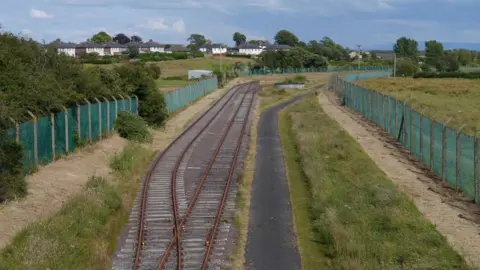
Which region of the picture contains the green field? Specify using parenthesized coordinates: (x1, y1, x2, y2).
(278, 97, 471, 269)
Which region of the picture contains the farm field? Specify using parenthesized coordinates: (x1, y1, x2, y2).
(356, 77, 480, 135)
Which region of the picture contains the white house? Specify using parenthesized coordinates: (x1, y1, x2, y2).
(238, 43, 263, 55)
(211, 44, 227, 56)
(56, 42, 77, 57)
(103, 42, 127, 55)
(141, 40, 166, 53)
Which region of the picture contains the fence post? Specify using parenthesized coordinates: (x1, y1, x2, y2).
(119, 94, 126, 111)
(84, 98, 92, 142)
(402, 98, 411, 146)
(63, 106, 68, 153)
(456, 125, 466, 191)
(410, 107, 414, 153)
(419, 108, 428, 161)
(133, 95, 139, 115)
(395, 98, 398, 136)
(111, 96, 118, 120)
(94, 98, 102, 140)
(51, 113, 55, 161)
(429, 115, 436, 170)
(441, 119, 451, 182)
(9, 117, 19, 143)
(127, 95, 132, 112)
(475, 131, 480, 204)
(387, 96, 391, 134)
(76, 103, 81, 142)
(26, 110, 38, 167)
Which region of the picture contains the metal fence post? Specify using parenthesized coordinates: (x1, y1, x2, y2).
(429, 117, 435, 170)
(441, 119, 450, 182)
(103, 97, 110, 134)
(84, 98, 92, 142)
(419, 108, 428, 161)
(475, 131, 480, 204)
(26, 110, 38, 167)
(388, 95, 391, 134)
(94, 98, 102, 140)
(9, 117, 19, 143)
(119, 94, 126, 111)
(76, 103, 81, 142)
(111, 96, 118, 120)
(456, 125, 466, 191)
(133, 95, 139, 115)
(410, 107, 414, 153)
(127, 95, 132, 112)
(63, 106, 68, 153)
(51, 113, 55, 161)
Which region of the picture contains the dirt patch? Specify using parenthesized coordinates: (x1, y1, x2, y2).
(0, 79, 249, 251)
(0, 136, 128, 249)
(317, 91, 480, 268)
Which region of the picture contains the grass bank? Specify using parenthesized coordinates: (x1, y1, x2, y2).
(0, 143, 153, 269)
(356, 77, 480, 134)
(278, 97, 471, 269)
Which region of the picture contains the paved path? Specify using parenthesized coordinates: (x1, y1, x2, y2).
(245, 94, 310, 270)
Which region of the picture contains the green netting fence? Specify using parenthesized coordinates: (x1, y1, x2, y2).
(244, 65, 391, 75)
(329, 71, 480, 204)
(6, 96, 138, 174)
(164, 76, 218, 113)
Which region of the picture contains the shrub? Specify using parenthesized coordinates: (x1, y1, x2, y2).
(414, 71, 480, 79)
(139, 91, 169, 127)
(0, 139, 26, 203)
(146, 64, 161, 80)
(395, 58, 417, 77)
(283, 75, 307, 84)
(114, 112, 152, 143)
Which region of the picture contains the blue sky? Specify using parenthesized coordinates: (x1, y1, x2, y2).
(1, 0, 480, 49)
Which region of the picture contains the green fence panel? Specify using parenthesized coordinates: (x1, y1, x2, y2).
(459, 134, 475, 198)
(37, 116, 52, 165)
(388, 97, 397, 137)
(101, 102, 108, 135)
(421, 116, 431, 166)
(432, 121, 443, 177)
(118, 99, 124, 112)
(404, 105, 412, 149)
(376, 92, 382, 126)
(396, 100, 404, 142)
(109, 101, 117, 131)
(91, 102, 100, 142)
(54, 111, 67, 157)
(411, 111, 421, 159)
(445, 127, 457, 187)
(19, 120, 35, 173)
(79, 104, 89, 142)
(67, 107, 76, 153)
(131, 96, 138, 114)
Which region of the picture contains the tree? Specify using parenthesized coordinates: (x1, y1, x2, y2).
(274, 30, 299, 47)
(131, 35, 142, 43)
(113, 33, 131, 44)
(370, 51, 378, 60)
(89, 31, 112, 43)
(435, 55, 459, 72)
(424, 40, 444, 65)
(128, 44, 139, 59)
(395, 58, 417, 77)
(233, 32, 247, 47)
(187, 34, 206, 50)
(393, 37, 419, 59)
(457, 49, 472, 66)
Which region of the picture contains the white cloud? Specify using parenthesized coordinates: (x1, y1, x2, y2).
(29, 9, 53, 19)
(140, 17, 169, 30)
(172, 19, 185, 33)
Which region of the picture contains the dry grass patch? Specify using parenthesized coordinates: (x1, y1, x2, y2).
(278, 97, 471, 269)
(156, 57, 252, 78)
(356, 77, 480, 134)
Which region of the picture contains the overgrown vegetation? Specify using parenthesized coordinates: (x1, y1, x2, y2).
(282, 75, 307, 84)
(114, 112, 152, 143)
(279, 97, 471, 269)
(0, 136, 26, 203)
(0, 143, 153, 269)
(414, 71, 480, 79)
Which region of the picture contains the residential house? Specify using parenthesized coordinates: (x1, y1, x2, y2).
(165, 44, 189, 53)
(238, 43, 263, 55)
(141, 40, 166, 53)
(199, 45, 211, 54)
(211, 44, 227, 56)
(56, 42, 77, 57)
(265, 44, 291, 52)
(102, 42, 127, 55)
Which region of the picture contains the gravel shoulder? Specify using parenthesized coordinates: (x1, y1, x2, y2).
(244, 94, 308, 270)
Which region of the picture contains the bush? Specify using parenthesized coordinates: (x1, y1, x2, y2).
(146, 64, 161, 80)
(138, 52, 189, 62)
(395, 58, 417, 77)
(139, 91, 168, 127)
(227, 54, 251, 59)
(114, 112, 152, 143)
(0, 139, 26, 203)
(283, 75, 307, 84)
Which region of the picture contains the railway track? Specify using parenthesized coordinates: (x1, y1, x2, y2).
(112, 81, 259, 270)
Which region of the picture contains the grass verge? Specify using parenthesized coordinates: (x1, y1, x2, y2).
(355, 77, 480, 134)
(230, 101, 259, 269)
(0, 143, 154, 269)
(278, 97, 472, 269)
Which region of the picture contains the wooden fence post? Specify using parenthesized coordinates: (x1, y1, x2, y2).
(84, 98, 92, 142)
(456, 125, 466, 191)
(103, 97, 110, 134)
(26, 110, 38, 167)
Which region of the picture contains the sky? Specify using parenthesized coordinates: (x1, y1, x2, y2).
(1, 0, 480, 49)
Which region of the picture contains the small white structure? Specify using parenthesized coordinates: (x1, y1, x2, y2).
(142, 40, 165, 53)
(56, 42, 77, 57)
(211, 44, 227, 56)
(238, 43, 263, 55)
(188, 70, 213, 79)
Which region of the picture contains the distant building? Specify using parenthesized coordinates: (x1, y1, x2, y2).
(238, 43, 263, 55)
(211, 44, 227, 56)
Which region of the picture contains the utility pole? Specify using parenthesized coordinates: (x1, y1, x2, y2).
(356, 44, 362, 80)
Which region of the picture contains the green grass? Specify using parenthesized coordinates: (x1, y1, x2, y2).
(278, 97, 472, 270)
(0, 143, 154, 270)
(356, 77, 480, 135)
(155, 79, 189, 89)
